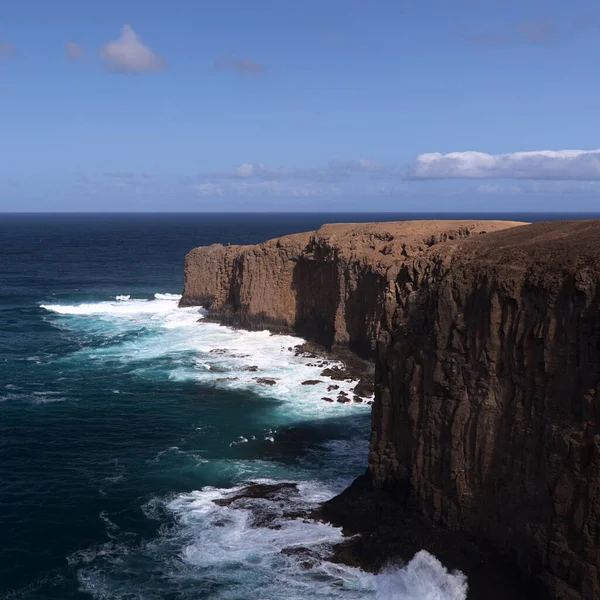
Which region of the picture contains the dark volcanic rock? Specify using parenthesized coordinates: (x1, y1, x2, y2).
(321, 397, 334, 402)
(244, 365, 259, 372)
(213, 482, 298, 506)
(327, 384, 340, 392)
(352, 379, 374, 398)
(317, 475, 532, 600)
(212, 482, 305, 529)
(254, 378, 277, 386)
(320, 366, 348, 381)
(301, 380, 322, 386)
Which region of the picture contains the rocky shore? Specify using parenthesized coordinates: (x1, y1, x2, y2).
(180, 219, 600, 599)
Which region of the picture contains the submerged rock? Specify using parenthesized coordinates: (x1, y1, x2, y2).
(254, 378, 277, 386)
(213, 482, 299, 506)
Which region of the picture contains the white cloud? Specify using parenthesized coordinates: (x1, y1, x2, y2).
(407, 149, 600, 180)
(100, 25, 166, 73)
(194, 183, 224, 197)
(186, 151, 600, 198)
(214, 158, 384, 181)
(222, 163, 285, 179)
(477, 183, 523, 194)
(192, 179, 341, 198)
(327, 158, 384, 175)
(65, 41, 85, 60)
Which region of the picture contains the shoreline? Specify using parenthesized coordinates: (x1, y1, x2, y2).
(316, 475, 540, 600)
(196, 314, 534, 599)
(197, 316, 376, 404)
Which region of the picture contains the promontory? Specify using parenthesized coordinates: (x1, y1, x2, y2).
(180, 219, 600, 600)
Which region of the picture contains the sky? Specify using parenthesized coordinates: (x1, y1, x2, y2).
(2, 0, 600, 212)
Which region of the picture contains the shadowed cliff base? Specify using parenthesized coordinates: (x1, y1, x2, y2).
(180, 219, 600, 599)
(316, 474, 537, 600)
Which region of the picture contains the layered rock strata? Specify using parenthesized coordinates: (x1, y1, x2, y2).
(180, 219, 600, 599)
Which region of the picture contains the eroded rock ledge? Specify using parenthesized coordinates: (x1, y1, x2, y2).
(180, 219, 600, 599)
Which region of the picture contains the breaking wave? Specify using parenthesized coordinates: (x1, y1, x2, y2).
(40, 292, 465, 600)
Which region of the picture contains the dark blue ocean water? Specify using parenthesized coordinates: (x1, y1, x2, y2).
(1, 213, 596, 600)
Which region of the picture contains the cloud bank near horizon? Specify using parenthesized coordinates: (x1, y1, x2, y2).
(69, 149, 600, 201)
(406, 149, 600, 181)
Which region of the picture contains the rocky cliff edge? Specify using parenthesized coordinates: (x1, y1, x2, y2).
(180, 219, 600, 599)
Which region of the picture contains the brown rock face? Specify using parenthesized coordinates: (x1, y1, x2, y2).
(180, 219, 600, 598)
(371, 220, 600, 599)
(180, 220, 523, 356)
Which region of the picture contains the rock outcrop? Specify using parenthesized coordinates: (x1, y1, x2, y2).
(180, 220, 523, 356)
(180, 219, 600, 599)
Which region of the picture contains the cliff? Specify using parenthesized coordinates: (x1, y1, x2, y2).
(180, 219, 600, 599)
(180, 220, 523, 357)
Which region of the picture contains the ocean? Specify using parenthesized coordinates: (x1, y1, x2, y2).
(1, 212, 595, 600)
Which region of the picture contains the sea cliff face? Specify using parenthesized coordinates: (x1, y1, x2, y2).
(180, 219, 600, 599)
(180, 221, 520, 356)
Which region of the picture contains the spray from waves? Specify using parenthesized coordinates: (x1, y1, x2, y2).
(364, 552, 468, 600)
(42, 292, 464, 599)
(40, 294, 182, 316)
(72, 479, 467, 600)
(40, 293, 371, 422)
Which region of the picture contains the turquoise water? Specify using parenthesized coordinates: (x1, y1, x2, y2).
(4, 212, 573, 599)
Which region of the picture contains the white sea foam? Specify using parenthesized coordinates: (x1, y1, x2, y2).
(44, 292, 464, 599)
(115, 295, 130, 301)
(73, 478, 467, 600)
(361, 552, 468, 600)
(40, 293, 371, 422)
(165, 482, 468, 600)
(0, 390, 68, 405)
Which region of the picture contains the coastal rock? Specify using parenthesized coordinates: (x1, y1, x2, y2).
(352, 379, 374, 398)
(180, 221, 521, 356)
(301, 380, 322, 386)
(370, 221, 600, 599)
(254, 378, 277, 386)
(180, 219, 600, 598)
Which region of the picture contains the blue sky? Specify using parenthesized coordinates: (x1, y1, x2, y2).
(1, 0, 600, 212)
